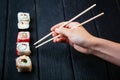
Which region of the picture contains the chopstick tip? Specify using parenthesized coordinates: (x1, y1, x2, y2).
(33, 43, 36, 45)
(102, 12, 104, 14)
(99, 12, 104, 16)
(35, 46, 38, 48)
(93, 4, 96, 6)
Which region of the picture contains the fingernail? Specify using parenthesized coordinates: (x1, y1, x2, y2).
(51, 28, 53, 31)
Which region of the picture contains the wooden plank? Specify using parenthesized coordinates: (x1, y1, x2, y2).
(89, 0, 120, 80)
(0, 0, 7, 79)
(63, 0, 109, 80)
(3, 0, 38, 80)
(116, 0, 120, 11)
(36, 0, 75, 80)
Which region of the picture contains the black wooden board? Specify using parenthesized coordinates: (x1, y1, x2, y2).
(89, 0, 120, 80)
(0, 0, 120, 80)
(63, 0, 109, 80)
(36, 0, 74, 80)
(3, 0, 38, 80)
(0, 0, 7, 80)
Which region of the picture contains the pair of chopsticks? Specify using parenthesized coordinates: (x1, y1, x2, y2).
(34, 4, 104, 48)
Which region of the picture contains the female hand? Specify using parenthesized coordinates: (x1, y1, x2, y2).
(51, 22, 96, 54)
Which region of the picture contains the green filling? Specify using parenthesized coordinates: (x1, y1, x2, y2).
(22, 59, 27, 63)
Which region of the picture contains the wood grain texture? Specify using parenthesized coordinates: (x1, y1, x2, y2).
(36, 0, 74, 80)
(0, 0, 120, 80)
(0, 0, 7, 80)
(63, 0, 109, 80)
(89, 0, 120, 80)
(3, 0, 38, 80)
(116, 0, 120, 11)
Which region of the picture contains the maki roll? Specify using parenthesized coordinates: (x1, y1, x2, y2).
(16, 55, 32, 72)
(17, 31, 30, 42)
(18, 12, 30, 23)
(18, 21, 29, 30)
(16, 42, 31, 56)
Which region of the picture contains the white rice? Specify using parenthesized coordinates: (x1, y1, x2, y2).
(17, 42, 31, 55)
(16, 55, 32, 72)
(18, 12, 30, 23)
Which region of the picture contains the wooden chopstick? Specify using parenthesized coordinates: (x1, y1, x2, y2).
(35, 12, 104, 48)
(33, 4, 96, 45)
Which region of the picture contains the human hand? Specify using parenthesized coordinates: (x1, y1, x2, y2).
(51, 22, 96, 54)
(51, 22, 120, 66)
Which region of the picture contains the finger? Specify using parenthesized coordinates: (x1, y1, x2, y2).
(53, 36, 67, 43)
(56, 37, 67, 43)
(66, 22, 80, 29)
(51, 22, 67, 31)
(53, 39, 57, 43)
(55, 27, 70, 37)
(52, 32, 58, 37)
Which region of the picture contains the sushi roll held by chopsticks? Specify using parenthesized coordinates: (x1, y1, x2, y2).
(16, 55, 32, 72)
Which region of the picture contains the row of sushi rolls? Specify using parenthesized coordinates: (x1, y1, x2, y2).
(16, 12, 32, 72)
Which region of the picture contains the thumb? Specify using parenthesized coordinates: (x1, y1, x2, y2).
(55, 28, 70, 36)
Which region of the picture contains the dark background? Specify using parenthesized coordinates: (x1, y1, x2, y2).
(0, 0, 120, 80)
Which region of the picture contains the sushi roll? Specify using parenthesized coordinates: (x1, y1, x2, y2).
(16, 55, 32, 72)
(17, 31, 30, 42)
(16, 42, 31, 56)
(18, 21, 29, 29)
(18, 12, 30, 23)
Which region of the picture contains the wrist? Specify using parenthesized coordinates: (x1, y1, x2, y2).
(84, 36, 99, 54)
